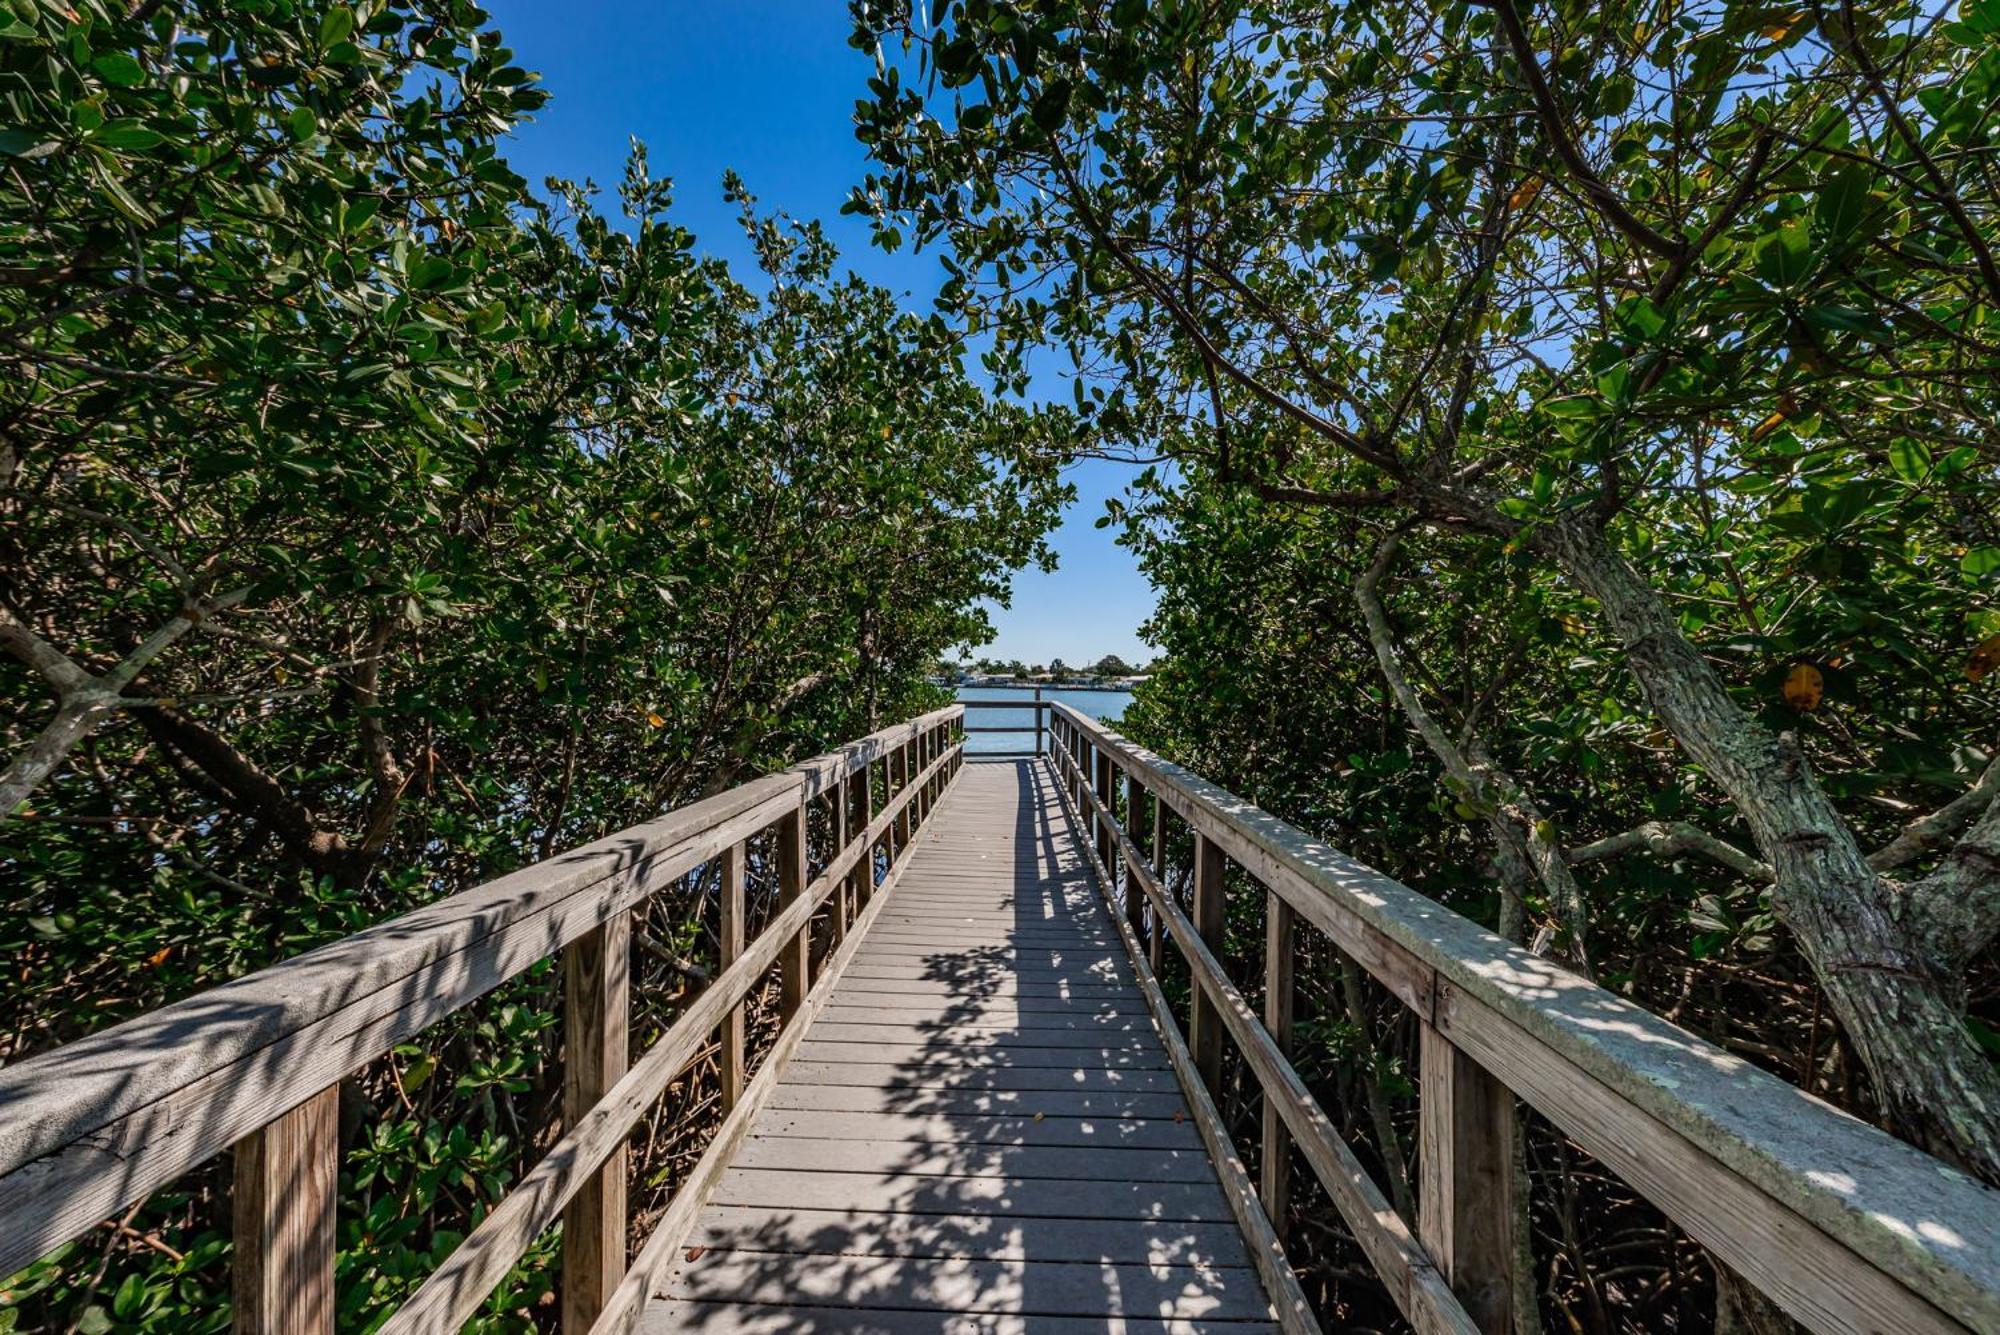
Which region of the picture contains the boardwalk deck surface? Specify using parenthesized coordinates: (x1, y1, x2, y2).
(644, 759, 1278, 1333)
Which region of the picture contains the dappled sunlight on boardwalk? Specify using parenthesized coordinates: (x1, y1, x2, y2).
(644, 761, 1278, 1332)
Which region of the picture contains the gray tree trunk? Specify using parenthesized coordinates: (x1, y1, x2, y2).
(1536, 517, 2000, 1179)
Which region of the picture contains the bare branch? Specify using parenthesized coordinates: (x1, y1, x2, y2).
(0, 587, 248, 813)
(1868, 752, 2000, 872)
(1567, 819, 1776, 883)
(1356, 531, 1594, 971)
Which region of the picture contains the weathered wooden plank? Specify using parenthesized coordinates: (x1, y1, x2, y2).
(756, 1087, 1176, 1119)
(1436, 982, 1969, 1335)
(748, 1109, 1201, 1150)
(732, 1137, 1219, 1183)
(709, 1167, 1232, 1221)
(1189, 832, 1227, 1097)
(828, 982, 1143, 1003)
(1417, 1023, 1514, 1335)
(779, 803, 810, 1022)
(641, 1299, 1276, 1334)
(1261, 893, 1295, 1249)
(816, 1003, 1156, 1031)
(806, 1023, 1157, 1050)
(662, 1252, 1274, 1320)
(796, 1040, 1168, 1070)
(778, 1062, 1181, 1093)
(232, 1086, 338, 1335)
(562, 914, 631, 1332)
(689, 1204, 1247, 1264)
(841, 962, 1137, 985)
(719, 841, 747, 1112)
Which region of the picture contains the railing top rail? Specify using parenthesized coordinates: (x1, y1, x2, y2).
(1046, 702, 2000, 1331)
(0, 706, 960, 1223)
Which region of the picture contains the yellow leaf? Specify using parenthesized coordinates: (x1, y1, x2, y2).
(1966, 634, 2000, 683)
(145, 946, 172, 967)
(1781, 663, 1824, 710)
(1508, 177, 1543, 210)
(646, 712, 665, 729)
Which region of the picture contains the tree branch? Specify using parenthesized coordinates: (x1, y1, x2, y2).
(1355, 531, 1594, 971)
(1472, 0, 1686, 260)
(1868, 751, 2000, 872)
(1567, 819, 1775, 882)
(0, 588, 248, 812)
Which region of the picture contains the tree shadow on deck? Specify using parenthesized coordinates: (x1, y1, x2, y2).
(653, 760, 1276, 1333)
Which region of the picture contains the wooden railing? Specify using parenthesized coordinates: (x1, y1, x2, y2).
(0, 707, 967, 1334)
(1045, 704, 2000, 1335)
(957, 690, 1046, 755)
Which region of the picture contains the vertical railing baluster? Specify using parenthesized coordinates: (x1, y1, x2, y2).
(719, 840, 746, 1111)
(1190, 830, 1226, 1095)
(1149, 790, 1166, 974)
(856, 759, 876, 907)
(1262, 892, 1296, 1245)
(1124, 769, 1147, 934)
(233, 1086, 338, 1335)
(779, 801, 809, 1021)
(1419, 1022, 1517, 1333)
(1094, 747, 1115, 876)
(831, 782, 849, 946)
(560, 912, 629, 1331)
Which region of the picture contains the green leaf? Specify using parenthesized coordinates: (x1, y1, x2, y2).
(1814, 163, 1872, 241)
(1887, 438, 1931, 483)
(111, 1274, 147, 1320)
(90, 51, 146, 86)
(285, 105, 318, 141)
(92, 120, 163, 150)
(1963, 547, 2000, 579)
(1544, 395, 1604, 419)
(1753, 221, 1813, 289)
(318, 5, 356, 48)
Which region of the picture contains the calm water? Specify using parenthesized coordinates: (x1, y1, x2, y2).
(955, 685, 1134, 756)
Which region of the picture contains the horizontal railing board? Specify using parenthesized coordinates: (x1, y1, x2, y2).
(1049, 704, 2000, 1333)
(0, 708, 959, 1279)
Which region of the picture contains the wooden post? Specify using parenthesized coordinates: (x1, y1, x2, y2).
(1190, 831, 1227, 1096)
(1419, 1023, 1516, 1333)
(779, 803, 809, 1022)
(233, 1086, 338, 1335)
(1033, 687, 1043, 754)
(1124, 770, 1147, 934)
(1262, 892, 1296, 1244)
(561, 913, 630, 1331)
(719, 841, 746, 1111)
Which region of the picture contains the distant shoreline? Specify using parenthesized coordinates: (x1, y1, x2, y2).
(945, 681, 1139, 694)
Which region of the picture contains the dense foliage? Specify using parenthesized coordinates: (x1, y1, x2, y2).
(0, 1, 1064, 1328)
(850, 0, 1999, 1328)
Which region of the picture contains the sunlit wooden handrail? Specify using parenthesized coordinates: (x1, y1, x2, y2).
(0, 706, 966, 1333)
(1045, 703, 2000, 1335)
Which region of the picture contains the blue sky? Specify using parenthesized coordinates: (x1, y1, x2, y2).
(482, 1, 1156, 667)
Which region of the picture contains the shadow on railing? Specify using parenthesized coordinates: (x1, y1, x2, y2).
(0, 708, 967, 1334)
(1044, 703, 2000, 1335)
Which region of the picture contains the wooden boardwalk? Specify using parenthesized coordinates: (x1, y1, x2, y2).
(644, 759, 1279, 1333)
